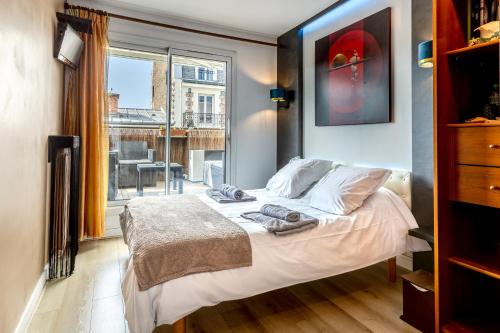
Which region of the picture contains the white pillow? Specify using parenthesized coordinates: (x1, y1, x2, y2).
(309, 165, 392, 215)
(266, 157, 333, 198)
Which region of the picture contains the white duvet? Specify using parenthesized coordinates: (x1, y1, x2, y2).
(122, 188, 430, 333)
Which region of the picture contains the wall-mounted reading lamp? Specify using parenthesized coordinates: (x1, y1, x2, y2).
(418, 40, 433, 68)
(270, 88, 289, 108)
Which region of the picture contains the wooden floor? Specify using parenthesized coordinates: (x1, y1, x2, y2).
(28, 238, 420, 333)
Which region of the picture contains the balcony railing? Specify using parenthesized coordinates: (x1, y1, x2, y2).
(182, 112, 225, 129)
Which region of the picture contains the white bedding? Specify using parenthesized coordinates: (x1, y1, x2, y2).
(122, 188, 430, 333)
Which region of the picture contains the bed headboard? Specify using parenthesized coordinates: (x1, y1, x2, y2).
(383, 170, 412, 208)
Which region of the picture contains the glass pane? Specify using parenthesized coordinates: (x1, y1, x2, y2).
(106, 48, 168, 201)
(198, 96, 205, 120)
(206, 96, 213, 123)
(170, 54, 227, 194)
(198, 68, 206, 80)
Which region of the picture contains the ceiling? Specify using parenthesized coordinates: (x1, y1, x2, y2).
(93, 0, 338, 37)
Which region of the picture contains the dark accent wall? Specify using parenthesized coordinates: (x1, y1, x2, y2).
(276, 0, 349, 169)
(411, 0, 434, 227)
(277, 28, 303, 168)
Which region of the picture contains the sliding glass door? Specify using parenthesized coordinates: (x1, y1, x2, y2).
(165, 49, 232, 195)
(106, 46, 231, 202)
(107, 47, 169, 201)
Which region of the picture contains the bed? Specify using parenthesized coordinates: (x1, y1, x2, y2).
(121, 170, 431, 333)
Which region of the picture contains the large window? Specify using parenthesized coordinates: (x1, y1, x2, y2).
(198, 95, 213, 123)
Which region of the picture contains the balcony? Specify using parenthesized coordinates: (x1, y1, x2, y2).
(182, 112, 225, 129)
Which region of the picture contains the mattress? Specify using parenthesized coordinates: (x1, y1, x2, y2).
(122, 188, 430, 333)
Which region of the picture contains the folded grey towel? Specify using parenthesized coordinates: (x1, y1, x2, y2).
(206, 189, 256, 203)
(220, 184, 244, 200)
(260, 204, 300, 222)
(240, 212, 319, 236)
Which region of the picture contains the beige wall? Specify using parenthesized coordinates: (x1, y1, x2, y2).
(0, 0, 64, 332)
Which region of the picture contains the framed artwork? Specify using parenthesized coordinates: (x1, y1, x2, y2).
(315, 8, 391, 126)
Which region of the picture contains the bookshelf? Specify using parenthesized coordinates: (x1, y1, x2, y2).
(433, 0, 500, 331)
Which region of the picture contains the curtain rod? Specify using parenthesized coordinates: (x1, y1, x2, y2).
(64, 3, 278, 47)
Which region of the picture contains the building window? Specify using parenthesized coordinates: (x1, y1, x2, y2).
(198, 68, 206, 81)
(198, 95, 213, 123)
(207, 70, 214, 81)
(197, 67, 216, 81)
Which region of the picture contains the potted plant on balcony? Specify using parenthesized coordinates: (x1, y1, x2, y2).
(171, 127, 187, 137)
(159, 125, 166, 137)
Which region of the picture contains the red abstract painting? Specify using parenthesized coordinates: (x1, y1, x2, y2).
(315, 8, 391, 126)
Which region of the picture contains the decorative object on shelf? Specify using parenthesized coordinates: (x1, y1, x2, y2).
(482, 104, 496, 120)
(270, 88, 289, 108)
(315, 8, 391, 126)
(480, 0, 488, 25)
(489, 84, 499, 106)
(476, 20, 500, 38)
(469, 2, 500, 46)
(418, 40, 433, 68)
(470, 21, 500, 45)
(465, 116, 490, 123)
(482, 84, 500, 120)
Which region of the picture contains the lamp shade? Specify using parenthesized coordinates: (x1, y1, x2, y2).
(270, 88, 287, 102)
(418, 40, 433, 68)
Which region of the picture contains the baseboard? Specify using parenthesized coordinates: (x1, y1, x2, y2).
(396, 253, 413, 271)
(14, 265, 48, 333)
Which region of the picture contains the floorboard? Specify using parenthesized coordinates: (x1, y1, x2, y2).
(28, 238, 419, 333)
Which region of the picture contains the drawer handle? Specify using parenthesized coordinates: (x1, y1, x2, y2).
(489, 185, 499, 191)
(488, 144, 499, 149)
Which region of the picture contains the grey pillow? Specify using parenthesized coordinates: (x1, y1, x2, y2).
(310, 165, 392, 215)
(266, 157, 333, 198)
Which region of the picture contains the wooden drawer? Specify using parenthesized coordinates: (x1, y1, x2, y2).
(454, 165, 500, 208)
(455, 127, 500, 167)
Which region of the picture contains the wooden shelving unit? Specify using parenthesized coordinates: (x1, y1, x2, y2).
(433, 0, 500, 332)
(447, 122, 500, 127)
(445, 39, 499, 56)
(448, 255, 500, 280)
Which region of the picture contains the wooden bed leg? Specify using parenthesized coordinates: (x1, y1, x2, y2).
(172, 317, 186, 333)
(387, 257, 397, 283)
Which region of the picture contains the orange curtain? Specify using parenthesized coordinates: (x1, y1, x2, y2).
(64, 8, 109, 239)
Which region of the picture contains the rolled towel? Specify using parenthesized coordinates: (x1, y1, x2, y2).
(206, 189, 256, 203)
(219, 184, 244, 200)
(260, 204, 300, 222)
(240, 212, 319, 236)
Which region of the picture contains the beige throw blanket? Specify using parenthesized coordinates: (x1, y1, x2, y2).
(120, 195, 252, 291)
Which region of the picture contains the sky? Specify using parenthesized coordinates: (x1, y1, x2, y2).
(108, 56, 153, 109)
